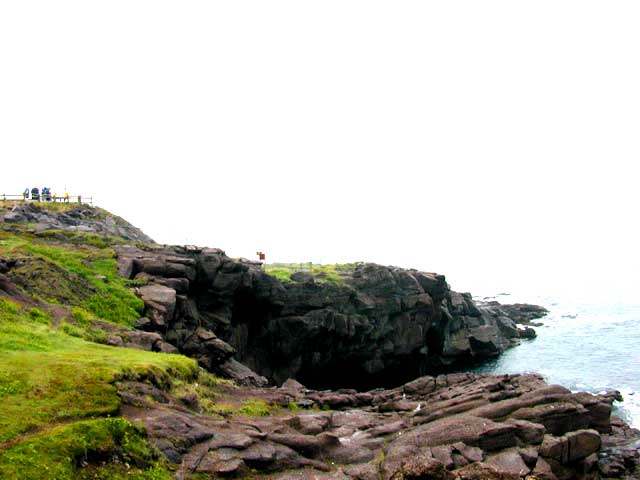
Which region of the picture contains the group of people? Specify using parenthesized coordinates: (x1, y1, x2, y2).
(23, 187, 69, 202)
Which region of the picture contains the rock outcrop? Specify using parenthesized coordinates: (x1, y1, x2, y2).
(119, 372, 640, 480)
(115, 243, 546, 389)
(0, 202, 153, 242)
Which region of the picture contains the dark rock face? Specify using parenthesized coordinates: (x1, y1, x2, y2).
(119, 372, 640, 480)
(115, 244, 546, 389)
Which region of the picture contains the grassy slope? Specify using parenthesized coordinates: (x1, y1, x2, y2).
(0, 213, 315, 478)
(0, 228, 144, 325)
(0, 298, 196, 479)
(0, 223, 199, 479)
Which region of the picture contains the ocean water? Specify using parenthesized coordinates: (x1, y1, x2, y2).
(469, 293, 640, 428)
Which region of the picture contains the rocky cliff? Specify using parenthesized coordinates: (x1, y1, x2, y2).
(115, 244, 542, 389)
(2, 202, 640, 480)
(1, 202, 544, 390)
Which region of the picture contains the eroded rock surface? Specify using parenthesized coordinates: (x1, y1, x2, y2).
(119, 373, 640, 480)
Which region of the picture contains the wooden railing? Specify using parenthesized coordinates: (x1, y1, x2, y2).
(1, 194, 93, 205)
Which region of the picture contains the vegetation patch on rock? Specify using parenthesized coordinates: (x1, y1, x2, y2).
(265, 262, 356, 284)
(1, 230, 144, 325)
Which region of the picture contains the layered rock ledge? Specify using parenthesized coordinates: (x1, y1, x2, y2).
(120, 372, 640, 480)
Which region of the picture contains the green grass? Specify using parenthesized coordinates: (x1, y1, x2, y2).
(0, 298, 198, 478)
(0, 207, 214, 478)
(0, 298, 197, 444)
(265, 262, 357, 285)
(0, 231, 144, 326)
(34, 229, 125, 249)
(0, 418, 172, 480)
(238, 399, 274, 416)
(206, 398, 276, 418)
(0, 199, 84, 213)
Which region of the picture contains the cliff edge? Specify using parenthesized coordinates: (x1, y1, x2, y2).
(4, 202, 637, 480)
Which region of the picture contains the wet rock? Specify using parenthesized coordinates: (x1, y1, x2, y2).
(518, 327, 536, 339)
(570, 392, 612, 433)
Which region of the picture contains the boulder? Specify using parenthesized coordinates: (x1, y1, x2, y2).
(288, 414, 331, 435)
(539, 430, 601, 464)
(505, 418, 545, 444)
(485, 448, 530, 476)
(138, 284, 177, 329)
(511, 402, 589, 436)
(196, 448, 246, 475)
(215, 359, 269, 387)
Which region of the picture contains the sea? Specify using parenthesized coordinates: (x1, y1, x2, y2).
(467, 292, 640, 428)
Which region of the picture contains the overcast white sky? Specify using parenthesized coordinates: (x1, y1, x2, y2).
(1, 1, 639, 300)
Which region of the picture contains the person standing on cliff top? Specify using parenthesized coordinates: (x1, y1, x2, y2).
(23, 188, 29, 200)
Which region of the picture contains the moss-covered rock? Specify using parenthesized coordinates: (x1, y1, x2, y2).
(8, 255, 96, 305)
